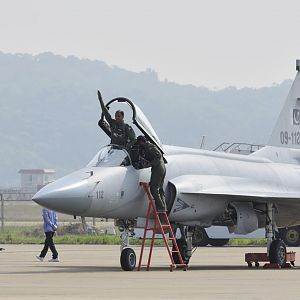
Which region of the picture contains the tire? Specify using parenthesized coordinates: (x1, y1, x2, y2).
(269, 239, 287, 267)
(279, 226, 300, 247)
(209, 239, 229, 247)
(120, 248, 136, 271)
(172, 239, 190, 265)
(192, 227, 209, 247)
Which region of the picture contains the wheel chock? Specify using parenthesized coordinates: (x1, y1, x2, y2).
(245, 252, 296, 269)
(263, 262, 292, 269)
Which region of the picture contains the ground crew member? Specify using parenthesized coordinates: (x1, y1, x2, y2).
(98, 92, 136, 149)
(137, 135, 167, 212)
(36, 208, 59, 262)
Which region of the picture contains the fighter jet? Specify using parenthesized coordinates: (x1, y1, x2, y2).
(33, 60, 300, 271)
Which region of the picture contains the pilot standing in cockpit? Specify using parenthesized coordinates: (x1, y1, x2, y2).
(137, 135, 167, 212)
(98, 95, 136, 149)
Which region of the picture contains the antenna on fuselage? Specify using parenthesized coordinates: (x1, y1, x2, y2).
(200, 135, 206, 149)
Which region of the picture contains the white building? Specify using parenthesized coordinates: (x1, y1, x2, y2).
(18, 169, 56, 192)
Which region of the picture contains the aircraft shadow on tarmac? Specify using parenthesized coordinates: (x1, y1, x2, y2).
(2, 264, 300, 275)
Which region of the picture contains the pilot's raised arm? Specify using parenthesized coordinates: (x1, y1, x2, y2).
(97, 92, 136, 148)
(98, 93, 113, 125)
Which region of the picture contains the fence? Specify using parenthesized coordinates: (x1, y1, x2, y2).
(1, 194, 3, 230)
(0, 195, 113, 234)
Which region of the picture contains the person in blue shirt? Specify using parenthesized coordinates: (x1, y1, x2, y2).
(36, 208, 59, 262)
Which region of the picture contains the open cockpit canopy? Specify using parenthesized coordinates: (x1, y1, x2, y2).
(97, 92, 164, 154)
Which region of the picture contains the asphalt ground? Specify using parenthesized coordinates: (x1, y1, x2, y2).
(0, 244, 299, 299)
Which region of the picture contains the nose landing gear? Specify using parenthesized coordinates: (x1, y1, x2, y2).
(120, 248, 136, 271)
(117, 219, 136, 271)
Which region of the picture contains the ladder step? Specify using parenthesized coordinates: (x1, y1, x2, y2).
(173, 264, 188, 267)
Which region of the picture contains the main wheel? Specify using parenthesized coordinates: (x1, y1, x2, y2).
(172, 239, 190, 265)
(279, 226, 300, 247)
(120, 248, 136, 271)
(192, 227, 209, 247)
(209, 238, 229, 247)
(269, 239, 287, 267)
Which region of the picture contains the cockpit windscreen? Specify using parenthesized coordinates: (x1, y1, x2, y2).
(87, 145, 131, 167)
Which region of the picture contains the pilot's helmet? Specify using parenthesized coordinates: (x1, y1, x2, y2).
(137, 135, 147, 143)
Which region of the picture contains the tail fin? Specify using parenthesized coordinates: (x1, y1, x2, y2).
(269, 60, 300, 148)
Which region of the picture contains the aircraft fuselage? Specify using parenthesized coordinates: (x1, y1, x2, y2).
(33, 145, 300, 229)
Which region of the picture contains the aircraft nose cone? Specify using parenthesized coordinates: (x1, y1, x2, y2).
(32, 175, 94, 215)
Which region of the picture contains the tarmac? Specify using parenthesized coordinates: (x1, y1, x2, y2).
(0, 244, 300, 299)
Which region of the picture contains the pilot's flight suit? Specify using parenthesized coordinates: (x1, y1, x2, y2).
(99, 97, 136, 149)
(143, 142, 167, 211)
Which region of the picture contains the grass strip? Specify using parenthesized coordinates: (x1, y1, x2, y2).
(0, 226, 267, 245)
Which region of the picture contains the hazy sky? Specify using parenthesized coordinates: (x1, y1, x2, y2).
(1, 0, 300, 89)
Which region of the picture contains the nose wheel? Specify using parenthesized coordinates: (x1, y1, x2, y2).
(117, 219, 136, 271)
(120, 248, 136, 271)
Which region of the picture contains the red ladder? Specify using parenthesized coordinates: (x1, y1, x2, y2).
(137, 182, 188, 272)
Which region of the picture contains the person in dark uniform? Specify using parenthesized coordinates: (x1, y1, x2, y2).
(98, 94, 136, 149)
(137, 135, 167, 212)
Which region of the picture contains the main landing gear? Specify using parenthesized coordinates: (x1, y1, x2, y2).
(192, 226, 229, 247)
(172, 225, 193, 265)
(245, 203, 295, 268)
(265, 203, 287, 266)
(117, 219, 137, 271)
(279, 226, 300, 247)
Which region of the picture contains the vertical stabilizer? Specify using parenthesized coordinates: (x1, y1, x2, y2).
(269, 60, 300, 148)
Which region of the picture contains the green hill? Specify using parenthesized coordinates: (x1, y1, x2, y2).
(0, 52, 291, 186)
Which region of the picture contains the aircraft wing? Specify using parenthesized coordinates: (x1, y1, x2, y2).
(169, 175, 300, 204)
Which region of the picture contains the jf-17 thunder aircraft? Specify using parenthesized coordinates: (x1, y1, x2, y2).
(34, 60, 300, 271)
